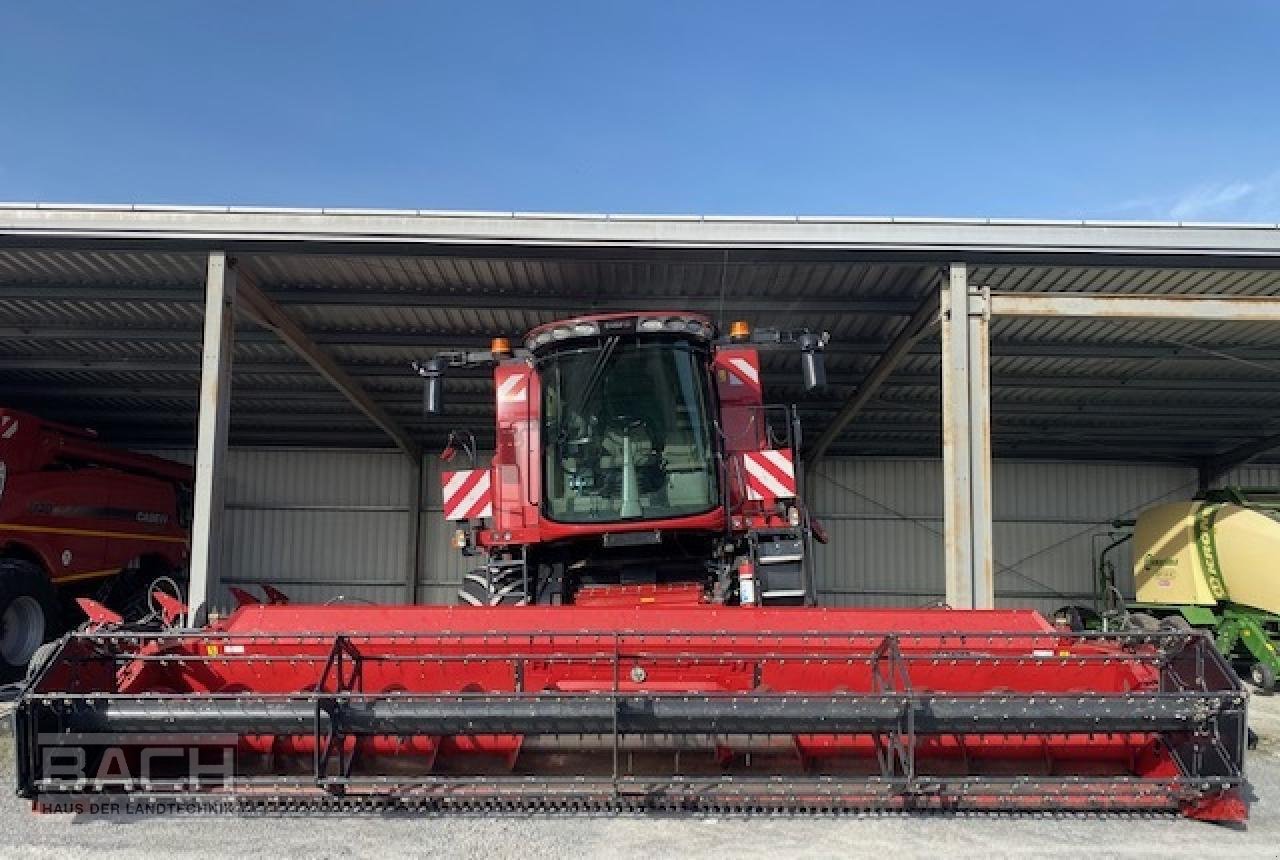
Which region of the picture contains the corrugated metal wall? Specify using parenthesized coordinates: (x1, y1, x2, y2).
(150, 448, 415, 610)
(153, 448, 1266, 614)
(806, 459, 1199, 614)
(417, 455, 474, 604)
(219, 450, 414, 607)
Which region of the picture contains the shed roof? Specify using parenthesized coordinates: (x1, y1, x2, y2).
(2, 204, 1280, 465)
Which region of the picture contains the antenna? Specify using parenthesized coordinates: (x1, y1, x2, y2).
(716, 248, 729, 333)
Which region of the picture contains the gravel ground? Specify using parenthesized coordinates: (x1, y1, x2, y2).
(1, 695, 1278, 859)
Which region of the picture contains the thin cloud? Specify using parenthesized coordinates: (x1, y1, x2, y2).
(1168, 180, 1258, 219)
(1113, 171, 1280, 222)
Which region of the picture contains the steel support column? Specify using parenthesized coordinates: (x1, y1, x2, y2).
(405, 456, 424, 604)
(188, 252, 237, 624)
(941, 263, 994, 609)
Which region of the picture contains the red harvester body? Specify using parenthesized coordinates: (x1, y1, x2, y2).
(13, 315, 1249, 821)
(426, 312, 824, 609)
(0, 408, 190, 678)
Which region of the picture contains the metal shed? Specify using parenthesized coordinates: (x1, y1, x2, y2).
(3, 204, 1280, 617)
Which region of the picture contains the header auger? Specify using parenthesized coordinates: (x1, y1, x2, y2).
(13, 313, 1250, 822)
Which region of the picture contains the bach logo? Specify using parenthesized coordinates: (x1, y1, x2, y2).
(38, 735, 236, 792)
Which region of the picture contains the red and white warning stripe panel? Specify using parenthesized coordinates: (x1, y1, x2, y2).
(742, 449, 797, 502)
(441, 469, 493, 520)
(715, 351, 762, 393)
(725, 356, 759, 388)
(713, 349, 763, 402)
(496, 371, 529, 403)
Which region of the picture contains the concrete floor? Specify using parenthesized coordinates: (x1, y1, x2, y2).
(2, 695, 1279, 859)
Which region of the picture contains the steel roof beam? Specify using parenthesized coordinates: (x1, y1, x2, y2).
(13, 384, 1280, 419)
(65, 417, 1256, 440)
(0, 284, 920, 314)
(272, 293, 922, 313)
(866, 374, 1280, 392)
(805, 270, 942, 464)
(99, 427, 1218, 455)
(47, 390, 1254, 434)
(989, 292, 1280, 321)
(5, 205, 1280, 258)
(230, 262, 422, 461)
(8, 355, 1280, 393)
(108, 429, 1206, 453)
(11, 322, 1280, 366)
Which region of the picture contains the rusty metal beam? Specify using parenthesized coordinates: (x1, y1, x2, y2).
(805, 272, 941, 464)
(231, 261, 422, 461)
(989, 292, 1280, 321)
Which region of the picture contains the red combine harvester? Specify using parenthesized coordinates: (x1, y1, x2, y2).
(424, 312, 827, 609)
(14, 314, 1249, 821)
(0, 408, 191, 680)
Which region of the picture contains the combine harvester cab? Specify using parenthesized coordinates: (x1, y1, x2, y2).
(12, 313, 1251, 822)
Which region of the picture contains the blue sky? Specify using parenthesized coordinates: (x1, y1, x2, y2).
(2, 2, 1278, 220)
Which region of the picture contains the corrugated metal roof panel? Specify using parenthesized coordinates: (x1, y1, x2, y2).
(1, 241, 1278, 458)
(0, 248, 205, 285)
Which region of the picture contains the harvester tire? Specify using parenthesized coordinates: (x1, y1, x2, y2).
(0, 558, 60, 683)
(457, 570, 528, 607)
(1250, 662, 1277, 695)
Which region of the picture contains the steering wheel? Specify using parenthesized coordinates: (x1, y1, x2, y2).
(601, 413, 656, 457)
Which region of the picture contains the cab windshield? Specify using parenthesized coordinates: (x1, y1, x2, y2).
(540, 338, 718, 523)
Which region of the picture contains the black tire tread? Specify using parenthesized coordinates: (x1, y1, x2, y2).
(1250, 661, 1277, 695)
(456, 568, 528, 607)
(0, 557, 61, 681)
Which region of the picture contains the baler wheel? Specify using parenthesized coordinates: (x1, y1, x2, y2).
(1128, 612, 1162, 632)
(1160, 615, 1194, 632)
(457, 569, 528, 607)
(1250, 662, 1277, 695)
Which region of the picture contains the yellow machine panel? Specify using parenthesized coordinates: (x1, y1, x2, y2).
(1133, 501, 1280, 614)
(1212, 504, 1280, 615)
(1133, 502, 1216, 606)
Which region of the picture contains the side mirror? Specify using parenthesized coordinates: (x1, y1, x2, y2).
(799, 333, 826, 390)
(421, 358, 446, 414)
